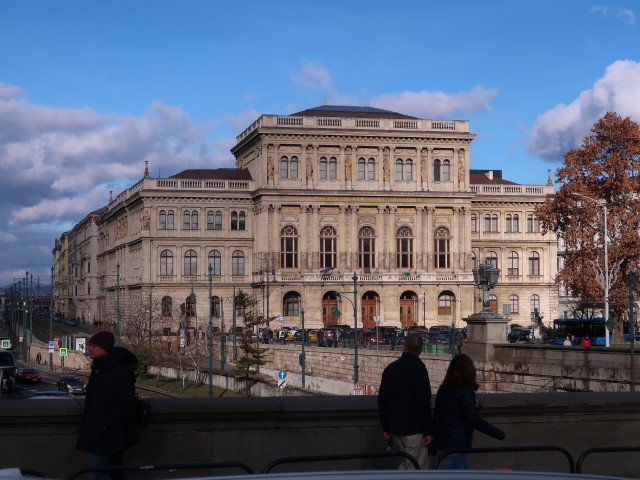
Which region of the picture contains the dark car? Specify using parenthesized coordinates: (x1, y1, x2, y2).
(16, 368, 41, 383)
(56, 375, 87, 394)
(63, 317, 79, 326)
(508, 325, 530, 343)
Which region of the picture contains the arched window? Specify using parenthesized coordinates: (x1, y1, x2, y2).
(184, 250, 197, 276)
(183, 211, 191, 229)
(395, 159, 414, 181)
(509, 294, 519, 314)
(211, 296, 220, 317)
(319, 157, 337, 180)
(485, 251, 498, 268)
(529, 251, 540, 275)
(471, 251, 477, 269)
(489, 294, 498, 314)
(320, 157, 328, 179)
(328, 157, 337, 179)
(471, 214, 477, 233)
(279, 156, 298, 179)
(357, 158, 366, 180)
(208, 250, 221, 276)
(434, 227, 451, 269)
(438, 292, 453, 315)
(283, 291, 300, 316)
(395, 159, 403, 180)
(527, 214, 540, 232)
(231, 211, 238, 230)
(186, 294, 196, 317)
(442, 159, 450, 181)
(207, 210, 223, 230)
(280, 225, 298, 268)
(161, 296, 173, 317)
(434, 159, 441, 181)
(358, 226, 376, 270)
(160, 249, 174, 276)
(166, 210, 174, 229)
(232, 250, 245, 275)
(320, 226, 337, 269)
(159, 210, 167, 230)
(530, 294, 540, 313)
(396, 226, 414, 269)
(234, 295, 246, 317)
(367, 158, 375, 180)
(506, 214, 512, 233)
(507, 251, 519, 276)
(191, 210, 198, 230)
(491, 214, 498, 232)
(484, 214, 491, 232)
(513, 214, 520, 232)
(239, 211, 246, 230)
(405, 159, 413, 181)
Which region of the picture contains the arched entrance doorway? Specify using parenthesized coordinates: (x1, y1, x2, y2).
(322, 291, 340, 326)
(361, 291, 379, 328)
(400, 291, 418, 328)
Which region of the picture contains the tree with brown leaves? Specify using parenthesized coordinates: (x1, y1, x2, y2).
(535, 112, 640, 344)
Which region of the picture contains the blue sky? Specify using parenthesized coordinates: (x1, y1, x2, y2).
(1, 0, 640, 286)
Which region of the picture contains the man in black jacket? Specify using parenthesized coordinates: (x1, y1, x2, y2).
(378, 333, 433, 469)
(76, 331, 139, 480)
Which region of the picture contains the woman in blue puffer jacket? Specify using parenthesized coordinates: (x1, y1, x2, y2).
(430, 354, 505, 469)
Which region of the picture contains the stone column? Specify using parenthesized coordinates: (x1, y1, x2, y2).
(463, 311, 509, 392)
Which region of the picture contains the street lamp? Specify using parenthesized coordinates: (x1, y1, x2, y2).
(419, 292, 426, 328)
(472, 263, 500, 313)
(337, 273, 359, 384)
(300, 307, 306, 389)
(208, 265, 214, 398)
(187, 286, 197, 356)
(573, 193, 610, 347)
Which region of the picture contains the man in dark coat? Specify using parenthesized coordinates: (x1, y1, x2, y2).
(378, 333, 433, 469)
(76, 331, 139, 480)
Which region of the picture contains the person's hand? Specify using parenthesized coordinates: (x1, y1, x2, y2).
(423, 435, 433, 446)
(383, 432, 393, 440)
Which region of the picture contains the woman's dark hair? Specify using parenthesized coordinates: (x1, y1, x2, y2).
(439, 353, 479, 391)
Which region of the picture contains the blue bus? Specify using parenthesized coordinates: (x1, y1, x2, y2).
(553, 318, 629, 346)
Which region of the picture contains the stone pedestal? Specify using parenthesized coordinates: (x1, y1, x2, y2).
(463, 311, 509, 392)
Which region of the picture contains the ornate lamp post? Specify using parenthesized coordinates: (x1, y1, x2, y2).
(472, 263, 500, 313)
(208, 265, 214, 398)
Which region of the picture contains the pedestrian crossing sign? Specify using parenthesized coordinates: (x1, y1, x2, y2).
(1, 339, 10, 349)
(60, 348, 68, 356)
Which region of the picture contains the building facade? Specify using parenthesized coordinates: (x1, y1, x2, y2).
(93, 106, 557, 338)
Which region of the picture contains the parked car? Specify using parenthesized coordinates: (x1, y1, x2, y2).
(56, 375, 87, 394)
(16, 368, 41, 383)
(508, 325, 530, 343)
(63, 317, 79, 326)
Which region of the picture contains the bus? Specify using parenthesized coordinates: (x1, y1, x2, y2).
(552, 318, 630, 346)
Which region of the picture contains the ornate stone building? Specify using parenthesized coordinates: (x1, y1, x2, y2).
(94, 105, 557, 338)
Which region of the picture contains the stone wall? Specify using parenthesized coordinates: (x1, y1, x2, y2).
(250, 343, 639, 394)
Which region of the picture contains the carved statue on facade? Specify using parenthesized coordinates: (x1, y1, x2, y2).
(141, 210, 150, 230)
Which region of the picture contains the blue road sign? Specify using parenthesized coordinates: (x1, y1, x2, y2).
(278, 370, 287, 380)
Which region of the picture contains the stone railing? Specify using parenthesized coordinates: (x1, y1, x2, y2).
(109, 177, 254, 210)
(236, 114, 470, 142)
(470, 184, 554, 196)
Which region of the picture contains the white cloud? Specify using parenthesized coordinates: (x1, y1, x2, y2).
(371, 86, 499, 119)
(290, 60, 355, 106)
(590, 5, 636, 25)
(527, 60, 640, 161)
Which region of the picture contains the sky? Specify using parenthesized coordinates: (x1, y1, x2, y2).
(1, 0, 640, 287)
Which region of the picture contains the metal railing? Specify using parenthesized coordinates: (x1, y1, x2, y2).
(67, 461, 254, 480)
(576, 446, 640, 473)
(262, 451, 420, 473)
(432, 445, 575, 472)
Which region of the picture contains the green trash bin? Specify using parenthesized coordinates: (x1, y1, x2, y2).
(435, 344, 445, 354)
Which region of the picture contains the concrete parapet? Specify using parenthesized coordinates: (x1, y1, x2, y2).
(3, 392, 640, 477)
